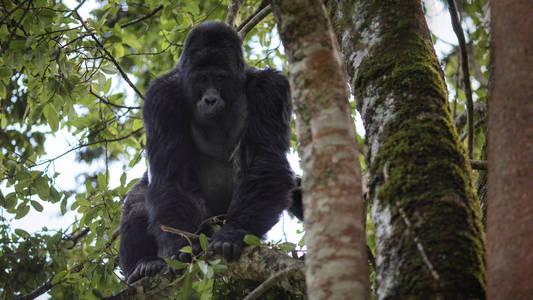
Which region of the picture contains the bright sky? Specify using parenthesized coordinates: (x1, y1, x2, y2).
(5, 0, 458, 259)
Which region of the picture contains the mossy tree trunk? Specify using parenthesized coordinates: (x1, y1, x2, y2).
(327, 0, 485, 298)
(486, 1, 533, 298)
(271, 0, 369, 299)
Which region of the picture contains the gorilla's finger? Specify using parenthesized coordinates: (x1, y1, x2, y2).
(139, 264, 146, 277)
(214, 241, 223, 255)
(127, 266, 142, 284)
(222, 242, 232, 260)
(232, 244, 242, 261)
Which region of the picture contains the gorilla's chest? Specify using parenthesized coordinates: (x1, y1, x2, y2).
(196, 157, 234, 215)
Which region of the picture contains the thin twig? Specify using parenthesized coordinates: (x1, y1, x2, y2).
(0, 0, 29, 25)
(90, 89, 141, 109)
(243, 264, 303, 300)
(160, 225, 199, 239)
(0, 0, 31, 56)
(470, 160, 487, 170)
(73, 10, 145, 101)
(460, 117, 485, 141)
(31, 128, 143, 167)
(447, 0, 474, 158)
(238, 5, 272, 39)
(65, 227, 90, 249)
(225, 0, 245, 27)
(120, 5, 163, 28)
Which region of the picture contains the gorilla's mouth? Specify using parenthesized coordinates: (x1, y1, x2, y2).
(197, 101, 225, 120)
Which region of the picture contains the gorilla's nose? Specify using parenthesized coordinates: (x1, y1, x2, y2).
(204, 96, 218, 106)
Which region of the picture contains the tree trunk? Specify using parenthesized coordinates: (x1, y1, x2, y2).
(486, 1, 533, 298)
(327, 0, 485, 298)
(271, 1, 369, 299)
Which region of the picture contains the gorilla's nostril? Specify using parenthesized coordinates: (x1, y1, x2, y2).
(204, 97, 217, 105)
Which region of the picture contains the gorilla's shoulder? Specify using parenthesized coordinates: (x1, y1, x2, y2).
(245, 67, 289, 92)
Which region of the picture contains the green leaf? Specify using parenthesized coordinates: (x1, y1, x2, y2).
(43, 104, 59, 131)
(181, 272, 193, 300)
(15, 228, 30, 239)
(278, 242, 297, 253)
(120, 172, 127, 186)
(97, 172, 106, 188)
(30, 200, 44, 212)
(49, 187, 61, 203)
(211, 263, 228, 272)
(243, 234, 261, 246)
(103, 78, 112, 94)
(165, 258, 188, 270)
(34, 177, 50, 200)
(100, 64, 116, 75)
(60, 196, 67, 215)
(198, 261, 213, 278)
(4, 192, 17, 210)
(0, 67, 11, 79)
(51, 270, 68, 285)
(180, 246, 192, 253)
(199, 233, 209, 251)
(15, 203, 30, 219)
(81, 208, 98, 225)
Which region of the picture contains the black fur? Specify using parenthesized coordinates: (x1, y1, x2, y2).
(119, 22, 300, 282)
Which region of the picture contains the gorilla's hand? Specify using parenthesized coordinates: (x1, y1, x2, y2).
(172, 240, 203, 263)
(127, 257, 168, 283)
(208, 225, 248, 261)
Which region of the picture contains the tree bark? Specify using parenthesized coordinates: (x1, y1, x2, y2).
(486, 1, 533, 299)
(327, 0, 485, 298)
(271, 1, 369, 299)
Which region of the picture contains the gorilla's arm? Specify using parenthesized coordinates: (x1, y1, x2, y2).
(210, 69, 294, 259)
(142, 71, 206, 257)
(119, 174, 159, 277)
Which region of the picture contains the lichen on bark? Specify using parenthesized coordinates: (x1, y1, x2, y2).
(329, 0, 485, 298)
(272, 0, 370, 299)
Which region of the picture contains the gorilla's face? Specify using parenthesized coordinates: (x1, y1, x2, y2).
(188, 68, 228, 121)
(185, 65, 244, 126)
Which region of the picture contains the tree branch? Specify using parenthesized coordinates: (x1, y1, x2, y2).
(64, 227, 90, 249)
(243, 264, 303, 300)
(12, 264, 84, 300)
(447, 0, 474, 158)
(120, 5, 163, 28)
(236, 0, 268, 32)
(238, 5, 272, 39)
(73, 10, 145, 101)
(12, 278, 53, 300)
(225, 0, 245, 27)
(455, 102, 486, 133)
(104, 247, 305, 299)
(470, 159, 487, 170)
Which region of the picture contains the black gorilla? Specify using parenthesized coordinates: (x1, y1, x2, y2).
(119, 22, 302, 283)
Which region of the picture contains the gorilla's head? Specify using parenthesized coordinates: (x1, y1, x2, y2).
(179, 22, 247, 125)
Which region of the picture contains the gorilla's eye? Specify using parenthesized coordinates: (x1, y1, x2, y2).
(215, 74, 225, 81)
(196, 74, 207, 82)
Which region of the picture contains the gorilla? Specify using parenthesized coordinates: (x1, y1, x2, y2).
(119, 21, 302, 283)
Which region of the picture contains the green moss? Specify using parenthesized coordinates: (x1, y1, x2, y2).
(352, 0, 485, 297)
